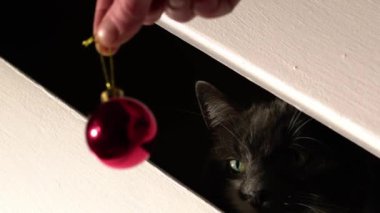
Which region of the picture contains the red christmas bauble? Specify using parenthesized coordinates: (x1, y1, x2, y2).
(86, 97, 157, 168)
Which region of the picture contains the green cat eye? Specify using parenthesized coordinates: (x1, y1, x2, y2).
(229, 159, 246, 173)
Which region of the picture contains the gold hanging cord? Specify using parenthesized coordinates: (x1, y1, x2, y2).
(82, 36, 123, 102)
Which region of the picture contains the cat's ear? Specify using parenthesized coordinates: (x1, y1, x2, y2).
(195, 81, 236, 129)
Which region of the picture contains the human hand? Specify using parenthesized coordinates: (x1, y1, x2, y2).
(93, 0, 240, 55)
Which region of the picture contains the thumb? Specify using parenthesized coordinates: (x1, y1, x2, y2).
(94, 0, 152, 54)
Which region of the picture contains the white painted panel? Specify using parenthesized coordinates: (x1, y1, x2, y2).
(157, 0, 380, 158)
(0, 58, 218, 213)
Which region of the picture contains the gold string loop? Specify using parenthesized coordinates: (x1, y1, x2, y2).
(82, 36, 115, 90)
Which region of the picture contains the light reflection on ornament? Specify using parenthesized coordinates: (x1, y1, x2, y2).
(89, 126, 101, 139)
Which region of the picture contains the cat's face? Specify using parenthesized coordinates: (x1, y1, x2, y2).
(196, 81, 370, 213)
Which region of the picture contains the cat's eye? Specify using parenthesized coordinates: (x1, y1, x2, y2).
(228, 159, 246, 174)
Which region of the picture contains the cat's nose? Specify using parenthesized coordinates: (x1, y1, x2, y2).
(240, 190, 264, 207)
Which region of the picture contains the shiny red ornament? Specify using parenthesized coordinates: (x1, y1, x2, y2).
(86, 97, 157, 169)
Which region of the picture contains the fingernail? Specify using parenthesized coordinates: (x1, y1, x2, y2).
(168, 0, 186, 9)
(96, 19, 119, 48)
(95, 43, 117, 56)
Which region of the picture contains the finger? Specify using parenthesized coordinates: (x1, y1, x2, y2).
(95, 0, 152, 55)
(93, 0, 114, 34)
(165, 0, 195, 22)
(144, 0, 166, 25)
(194, 0, 239, 18)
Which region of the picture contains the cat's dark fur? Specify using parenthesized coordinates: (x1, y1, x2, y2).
(196, 81, 379, 213)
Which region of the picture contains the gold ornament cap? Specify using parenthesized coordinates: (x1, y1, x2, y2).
(101, 88, 124, 103)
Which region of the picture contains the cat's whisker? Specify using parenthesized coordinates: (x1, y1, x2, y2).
(293, 136, 332, 152)
(290, 142, 307, 150)
(289, 193, 327, 212)
(294, 203, 325, 213)
(292, 118, 313, 137)
(293, 136, 323, 145)
(287, 111, 297, 132)
(291, 192, 346, 212)
(288, 110, 302, 133)
(293, 192, 324, 203)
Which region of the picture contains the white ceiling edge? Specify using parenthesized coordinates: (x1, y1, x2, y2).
(157, 0, 380, 158)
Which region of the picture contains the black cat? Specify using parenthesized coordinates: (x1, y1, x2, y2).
(195, 81, 379, 213)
